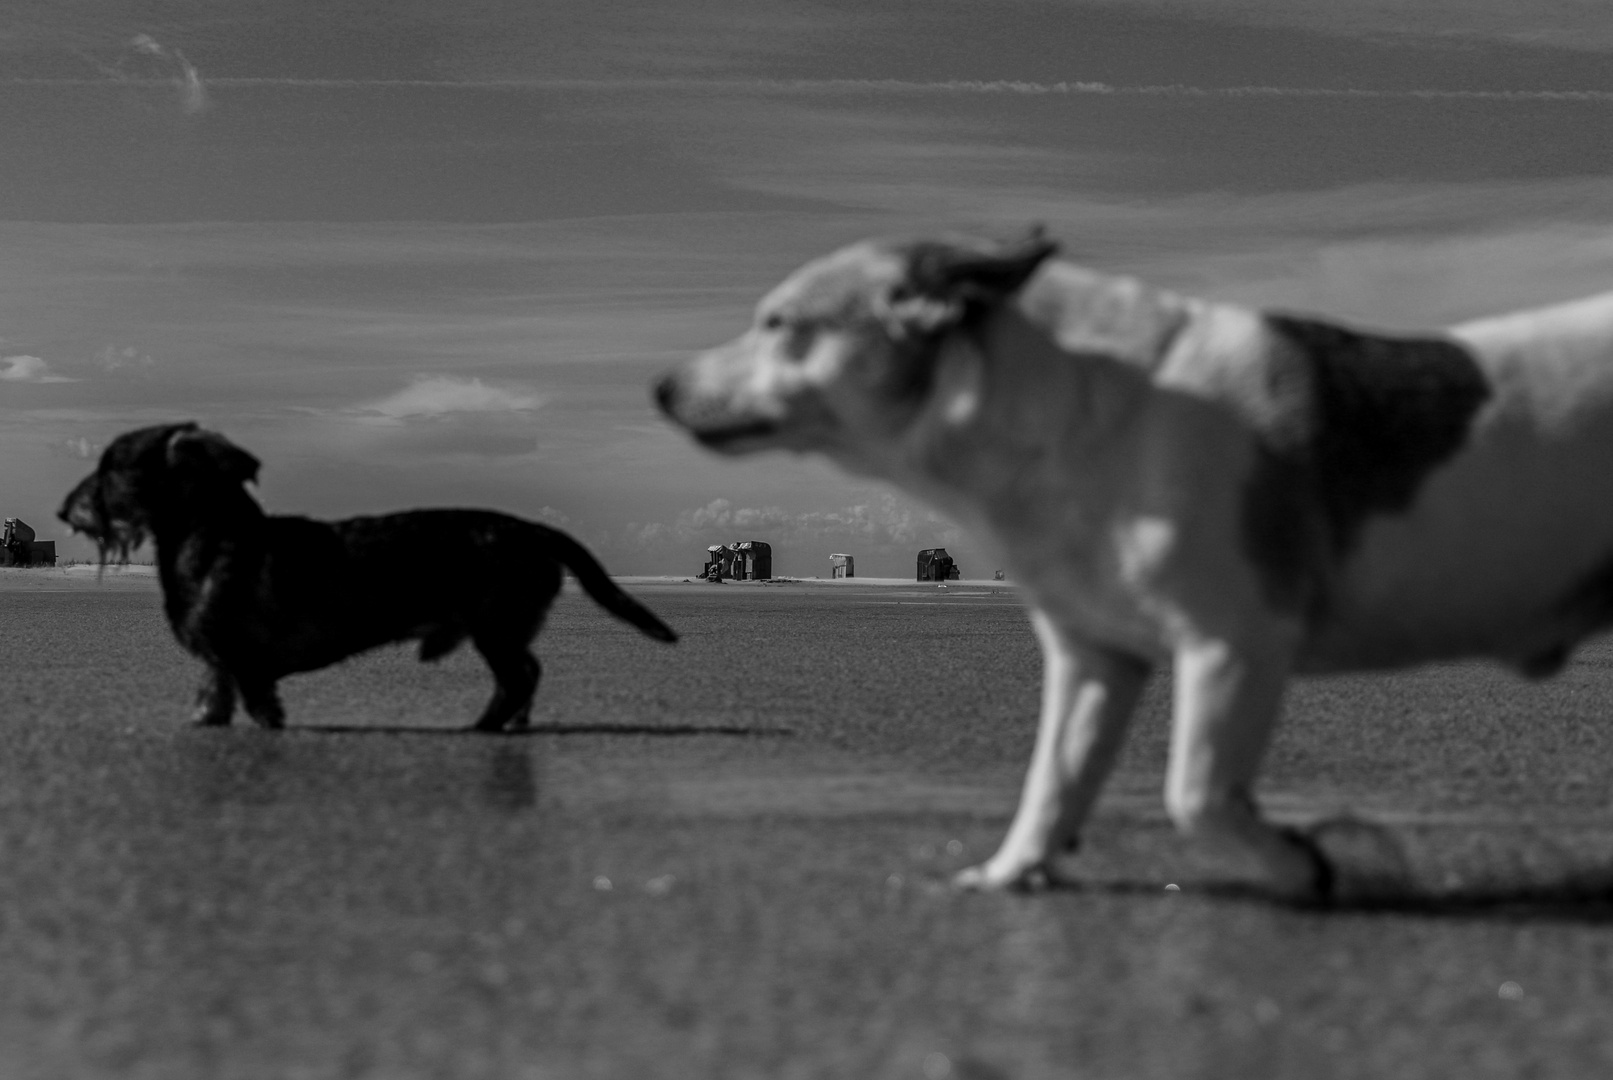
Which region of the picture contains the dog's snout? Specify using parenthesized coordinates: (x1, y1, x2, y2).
(652, 373, 679, 416)
(58, 476, 96, 531)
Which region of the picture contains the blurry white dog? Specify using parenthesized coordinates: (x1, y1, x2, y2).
(655, 230, 1613, 900)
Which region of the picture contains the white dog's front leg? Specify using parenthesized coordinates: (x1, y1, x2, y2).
(956, 611, 1149, 890)
(1164, 635, 1326, 899)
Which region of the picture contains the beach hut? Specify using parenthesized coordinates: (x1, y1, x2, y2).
(829, 553, 854, 579)
(701, 544, 731, 581)
(1, 518, 55, 567)
(701, 540, 773, 581)
(917, 548, 959, 582)
(733, 540, 772, 580)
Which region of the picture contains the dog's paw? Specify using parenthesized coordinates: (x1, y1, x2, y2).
(953, 857, 1062, 893)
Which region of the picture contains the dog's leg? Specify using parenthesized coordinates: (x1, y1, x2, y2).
(235, 676, 286, 730)
(503, 655, 540, 731)
(1164, 635, 1326, 900)
(469, 639, 540, 732)
(490, 653, 540, 731)
(956, 611, 1149, 890)
(190, 665, 236, 726)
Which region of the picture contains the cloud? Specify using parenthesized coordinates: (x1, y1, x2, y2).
(96, 344, 155, 372)
(291, 375, 549, 459)
(691, 78, 1613, 102)
(34, 76, 1605, 102)
(535, 506, 573, 529)
(633, 492, 960, 551)
(59, 436, 102, 459)
(0, 354, 76, 383)
(356, 375, 545, 421)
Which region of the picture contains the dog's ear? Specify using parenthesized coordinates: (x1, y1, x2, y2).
(881, 228, 1059, 340)
(166, 428, 260, 487)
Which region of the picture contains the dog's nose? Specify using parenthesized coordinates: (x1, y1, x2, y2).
(652, 374, 678, 416)
(58, 476, 94, 529)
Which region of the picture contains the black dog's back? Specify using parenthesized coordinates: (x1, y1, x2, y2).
(239, 510, 562, 671)
(243, 509, 677, 727)
(320, 509, 675, 653)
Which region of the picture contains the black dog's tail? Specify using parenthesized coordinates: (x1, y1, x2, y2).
(545, 529, 678, 643)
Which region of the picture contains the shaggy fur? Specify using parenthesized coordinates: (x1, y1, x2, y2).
(656, 229, 1613, 901)
(59, 423, 676, 730)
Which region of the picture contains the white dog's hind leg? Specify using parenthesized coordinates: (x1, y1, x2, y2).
(1164, 636, 1326, 899)
(956, 611, 1149, 890)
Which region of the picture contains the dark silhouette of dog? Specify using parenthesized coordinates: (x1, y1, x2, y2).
(58, 422, 677, 731)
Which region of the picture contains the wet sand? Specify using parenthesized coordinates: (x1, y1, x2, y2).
(3, 577, 1612, 1078)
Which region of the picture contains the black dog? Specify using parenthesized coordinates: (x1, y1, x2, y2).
(59, 423, 677, 731)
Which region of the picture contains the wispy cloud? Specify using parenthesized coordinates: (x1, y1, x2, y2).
(285, 375, 553, 460)
(687, 78, 1613, 102)
(356, 376, 545, 421)
(1, 354, 76, 383)
(96, 344, 155, 372)
(632, 493, 961, 553)
(58, 435, 102, 459)
(535, 506, 573, 529)
(127, 35, 206, 115)
(12, 76, 1613, 103)
(61, 34, 207, 114)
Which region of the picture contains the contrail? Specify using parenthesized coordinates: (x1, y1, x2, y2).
(203, 77, 1613, 101)
(54, 35, 208, 113)
(12, 75, 1613, 103)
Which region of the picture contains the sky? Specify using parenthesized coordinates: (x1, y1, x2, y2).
(4, 0, 1613, 576)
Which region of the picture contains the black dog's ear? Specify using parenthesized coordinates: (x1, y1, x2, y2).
(881, 227, 1059, 340)
(166, 427, 260, 486)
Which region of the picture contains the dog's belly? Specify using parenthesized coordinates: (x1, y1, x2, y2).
(234, 608, 399, 675)
(1015, 566, 1177, 659)
(1295, 306, 1613, 672)
(1301, 433, 1613, 671)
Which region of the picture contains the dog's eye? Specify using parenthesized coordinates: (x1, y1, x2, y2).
(762, 312, 786, 332)
(782, 324, 817, 362)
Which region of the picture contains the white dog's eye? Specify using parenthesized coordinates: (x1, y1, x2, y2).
(783, 324, 819, 362)
(762, 312, 786, 331)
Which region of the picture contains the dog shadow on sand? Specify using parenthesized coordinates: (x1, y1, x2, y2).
(1075, 816, 1613, 922)
(289, 722, 795, 738)
(169, 721, 791, 818)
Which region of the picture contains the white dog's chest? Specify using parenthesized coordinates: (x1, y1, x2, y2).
(1012, 559, 1179, 658)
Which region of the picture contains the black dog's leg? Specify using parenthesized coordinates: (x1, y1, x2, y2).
(236, 676, 286, 730)
(469, 638, 540, 732)
(504, 655, 540, 730)
(191, 665, 237, 726)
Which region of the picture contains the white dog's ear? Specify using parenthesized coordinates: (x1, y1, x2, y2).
(167, 427, 261, 486)
(881, 227, 1059, 341)
(875, 290, 963, 342)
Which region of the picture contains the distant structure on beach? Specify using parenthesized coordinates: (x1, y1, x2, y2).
(701, 540, 773, 581)
(916, 547, 959, 582)
(829, 553, 854, 579)
(1, 518, 55, 566)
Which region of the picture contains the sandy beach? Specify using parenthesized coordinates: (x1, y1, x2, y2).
(3, 581, 1612, 1077)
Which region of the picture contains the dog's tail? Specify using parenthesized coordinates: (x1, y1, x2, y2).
(545, 528, 678, 643)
